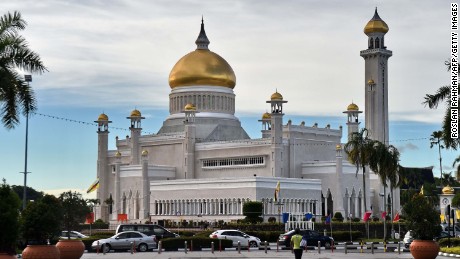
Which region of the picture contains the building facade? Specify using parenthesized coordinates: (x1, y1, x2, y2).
(94, 10, 399, 224)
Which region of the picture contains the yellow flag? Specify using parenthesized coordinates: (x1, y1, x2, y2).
(86, 179, 100, 193)
(274, 181, 280, 202)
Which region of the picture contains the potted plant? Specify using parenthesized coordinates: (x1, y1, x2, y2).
(56, 191, 90, 259)
(0, 179, 21, 259)
(403, 193, 442, 259)
(20, 194, 63, 259)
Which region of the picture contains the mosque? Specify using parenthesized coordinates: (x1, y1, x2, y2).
(93, 9, 400, 224)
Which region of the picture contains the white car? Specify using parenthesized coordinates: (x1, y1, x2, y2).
(209, 229, 261, 247)
(91, 231, 156, 253)
(60, 231, 88, 239)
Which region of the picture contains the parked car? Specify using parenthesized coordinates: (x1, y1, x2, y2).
(115, 224, 179, 240)
(435, 231, 455, 241)
(60, 230, 88, 239)
(403, 230, 413, 248)
(209, 229, 261, 247)
(440, 224, 460, 237)
(278, 229, 333, 248)
(91, 231, 156, 253)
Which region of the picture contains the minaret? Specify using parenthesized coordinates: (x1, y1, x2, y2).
(95, 113, 111, 221)
(114, 151, 121, 220)
(183, 103, 197, 179)
(127, 109, 145, 165)
(258, 112, 272, 138)
(140, 150, 150, 219)
(267, 91, 287, 177)
(360, 8, 392, 144)
(343, 102, 363, 141)
(335, 144, 345, 216)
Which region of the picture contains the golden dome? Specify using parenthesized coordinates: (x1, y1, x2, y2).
(271, 91, 283, 101)
(364, 9, 389, 35)
(130, 109, 141, 117)
(347, 103, 359, 111)
(336, 144, 342, 150)
(442, 185, 455, 194)
(262, 112, 271, 120)
(169, 20, 236, 89)
(115, 151, 121, 157)
(368, 79, 375, 85)
(97, 113, 108, 121)
(184, 103, 196, 111)
(141, 150, 149, 156)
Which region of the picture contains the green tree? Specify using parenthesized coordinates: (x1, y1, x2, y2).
(344, 128, 376, 212)
(11, 185, 44, 207)
(0, 179, 21, 255)
(441, 172, 456, 187)
(59, 191, 90, 238)
(0, 11, 47, 129)
(452, 192, 460, 208)
(20, 194, 63, 244)
(403, 193, 441, 240)
(242, 201, 263, 223)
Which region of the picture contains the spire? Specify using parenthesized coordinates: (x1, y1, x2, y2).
(372, 7, 382, 21)
(195, 16, 210, 50)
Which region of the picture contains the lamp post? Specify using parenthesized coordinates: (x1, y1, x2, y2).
(20, 74, 32, 210)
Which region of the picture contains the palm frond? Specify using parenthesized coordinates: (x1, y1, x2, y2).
(423, 85, 451, 109)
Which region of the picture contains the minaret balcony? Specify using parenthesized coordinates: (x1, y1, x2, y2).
(360, 48, 392, 57)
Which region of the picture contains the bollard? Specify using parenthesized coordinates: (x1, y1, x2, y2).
(219, 239, 222, 252)
(384, 240, 387, 253)
(130, 242, 134, 254)
(97, 241, 100, 254)
(276, 240, 279, 252)
(318, 241, 321, 254)
(265, 241, 268, 254)
(238, 241, 241, 254)
(158, 241, 162, 254)
(191, 240, 193, 252)
(184, 241, 187, 254)
(133, 241, 136, 254)
(360, 240, 363, 253)
(211, 242, 214, 254)
(345, 243, 347, 254)
(371, 242, 374, 254)
(398, 241, 401, 254)
(331, 240, 334, 253)
(248, 240, 250, 252)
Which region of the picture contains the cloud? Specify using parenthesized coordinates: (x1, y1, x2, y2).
(396, 142, 419, 153)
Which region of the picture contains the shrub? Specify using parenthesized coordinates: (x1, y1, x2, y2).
(438, 237, 460, 247)
(333, 212, 344, 222)
(268, 217, 277, 223)
(244, 231, 283, 242)
(243, 201, 263, 223)
(403, 193, 441, 240)
(323, 231, 362, 241)
(59, 191, 90, 238)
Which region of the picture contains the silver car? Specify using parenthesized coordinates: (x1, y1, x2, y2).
(91, 231, 156, 253)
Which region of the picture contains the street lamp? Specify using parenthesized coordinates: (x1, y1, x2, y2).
(20, 75, 32, 210)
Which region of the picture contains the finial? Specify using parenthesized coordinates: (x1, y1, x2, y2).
(195, 16, 210, 50)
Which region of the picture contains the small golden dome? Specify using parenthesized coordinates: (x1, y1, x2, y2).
(184, 103, 196, 111)
(115, 151, 121, 157)
(141, 150, 148, 156)
(442, 185, 455, 194)
(98, 113, 108, 121)
(130, 109, 141, 117)
(271, 91, 283, 101)
(347, 103, 359, 111)
(364, 9, 389, 35)
(368, 79, 375, 85)
(262, 112, 271, 120)
(336, 144, 342, 150)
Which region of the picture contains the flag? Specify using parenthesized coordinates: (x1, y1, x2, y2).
(381, 211, 387, 219)
(325, 214, 331, 224)
(85, 212, 94, 224)
(456, 210, 460, 220)
(363, 211, 372, 222)
(274, 181, 280, 202)
(86, 179, 99, 193)
(393, 212, 400, 222)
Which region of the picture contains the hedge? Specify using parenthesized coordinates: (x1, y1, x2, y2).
(161, 237, 232, 251)
(439, 237, 460, 247)
(244, 231, 283, 242)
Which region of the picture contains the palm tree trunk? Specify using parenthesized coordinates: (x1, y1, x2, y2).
(383, 185, 386, 240)
(362, 165, 367, 212)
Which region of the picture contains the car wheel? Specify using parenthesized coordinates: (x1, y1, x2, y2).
(102, 244, 111, 253)
(138, 243, 148, 252)
(324, 242, 331, 249)
(249, 241, 258, 248)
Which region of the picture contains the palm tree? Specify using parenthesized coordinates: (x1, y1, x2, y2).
(430, 130, 445, 178)
(0, 11, 47, 129)
(423, 61, 459, 150)
(344, 128, 376, 213)
(386, 145, 400, 238)
(441, 172, 456, 187)
(454, 157, 460, 181)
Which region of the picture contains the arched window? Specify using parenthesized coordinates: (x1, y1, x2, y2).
(375, 37, 380, 48)
(369, 38, 374, 49)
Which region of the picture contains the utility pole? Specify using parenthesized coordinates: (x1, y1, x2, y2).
(20, 74, 32, 210)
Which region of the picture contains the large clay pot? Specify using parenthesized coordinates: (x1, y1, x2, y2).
(410, 240, 440, 259)
(56, 240, 85, 259)
(22, 245, 60, 259)
(0, 253, 17, 259)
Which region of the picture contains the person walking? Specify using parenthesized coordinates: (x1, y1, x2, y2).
(291, 228, 303, 259)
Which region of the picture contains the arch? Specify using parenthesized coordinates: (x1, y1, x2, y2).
(326, 189, 333, 216)
(375, 37, 380, 48)
(369, 37, 374, 49)
(122, 192, 127, 214)
(135, 191, 140, 219)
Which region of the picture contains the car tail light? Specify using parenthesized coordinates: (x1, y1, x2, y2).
(283, 235, 289, 240)
(211, 235, 218, 238)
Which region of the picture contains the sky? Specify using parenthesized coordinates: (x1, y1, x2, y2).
(1, 0, 458, 199)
